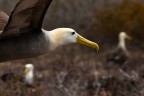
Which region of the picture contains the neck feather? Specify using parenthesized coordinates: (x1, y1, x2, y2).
(118, 36, 127, 52)
(42, 29, 59, 51)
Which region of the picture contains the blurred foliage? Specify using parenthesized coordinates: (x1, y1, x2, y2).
(90, 0, 144, 45)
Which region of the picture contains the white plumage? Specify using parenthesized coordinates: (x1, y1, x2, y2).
(118, 32, 132, 53)
(24, 64, 34, 85)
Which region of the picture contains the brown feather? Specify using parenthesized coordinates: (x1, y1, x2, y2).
(0, 10, 8, 32)
(0, 0, 53, 62)
(106, 48, 128, 66)
(2, 0, 53, 38)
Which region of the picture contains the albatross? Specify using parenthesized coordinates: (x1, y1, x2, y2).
(0, 0, 99, 62)
(106, 32, 132, 64)
(24, 64, 34, 85)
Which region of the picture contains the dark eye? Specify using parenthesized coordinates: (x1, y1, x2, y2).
(71, 32, 75, 35)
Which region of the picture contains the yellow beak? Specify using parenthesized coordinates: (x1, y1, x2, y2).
(77, 34, 99, 52)
(24, 68, 30, 74)
(126, 35, 132, 41)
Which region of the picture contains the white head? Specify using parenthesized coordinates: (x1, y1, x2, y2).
(45, 28, 99, 51)
(118, 32, 132, 51)
(24, 64, 34, 85)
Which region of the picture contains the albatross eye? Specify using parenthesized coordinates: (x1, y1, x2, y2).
(71, 32, 75, 35)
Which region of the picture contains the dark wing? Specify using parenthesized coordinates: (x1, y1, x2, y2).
(0, 10, 8, 31)
(2, 0, 53, 37)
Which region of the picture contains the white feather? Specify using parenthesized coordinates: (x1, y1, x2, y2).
(24, 64, 34, 85)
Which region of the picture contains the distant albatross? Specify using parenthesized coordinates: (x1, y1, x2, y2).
(118, 32, 132, 53)
(0, 0, 99, 62)
(24, 64, 34, 85)
(106, 32, 132, 64)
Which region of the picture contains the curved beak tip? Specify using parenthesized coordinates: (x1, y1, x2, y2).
(77, 35, 99, 52)
(95, 44, 99, 52)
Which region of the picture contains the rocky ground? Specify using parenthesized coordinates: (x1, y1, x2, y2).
(0, 44, 143, 96)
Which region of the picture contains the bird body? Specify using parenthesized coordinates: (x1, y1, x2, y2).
(0, 31, 49, 62)
(106, 48, 128, 64)
(0, 27, 99, 62)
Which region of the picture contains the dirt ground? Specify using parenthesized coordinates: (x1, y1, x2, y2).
(0, 44, 143, 96)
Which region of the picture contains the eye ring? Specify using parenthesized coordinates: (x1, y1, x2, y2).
(71, 32, 75, 35)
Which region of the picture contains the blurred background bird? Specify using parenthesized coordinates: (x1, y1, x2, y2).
(118, 32, 132, 53)
(24, 64, 34, 86)
(106, 32, 132, 65)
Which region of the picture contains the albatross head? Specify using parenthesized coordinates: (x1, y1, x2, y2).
(24, 64, 34, 85)
(118, 32, 132, 51)
(46, 28, 99, 51)
(119, 32, 132, 41)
